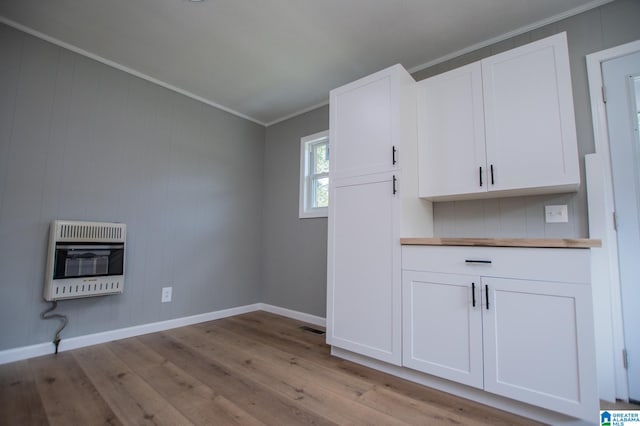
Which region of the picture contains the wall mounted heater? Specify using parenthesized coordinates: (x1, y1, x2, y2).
(44, 220, 126, 301)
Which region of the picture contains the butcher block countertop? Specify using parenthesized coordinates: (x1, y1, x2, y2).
(400, 237, 602, 249)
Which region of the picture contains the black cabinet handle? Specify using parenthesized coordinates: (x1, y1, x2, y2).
(490, 164, 495, 185)
(465, 259, 492, 264)
(479, 166, 483, 187)
(393, 175, 397, 195)
(485, 284, 489, 310)
(392, 146, 397, 165)
(472, 282, 476, 307)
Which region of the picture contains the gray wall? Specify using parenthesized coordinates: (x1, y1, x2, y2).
(0, 23, 265, 350)
(2, 1, 639, 346)
(260, 0, 640, 318)
(414, 0, 640, 239)
(261, 106, 329, 318)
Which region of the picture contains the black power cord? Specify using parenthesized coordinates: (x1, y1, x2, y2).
(40, 300, 68, 354)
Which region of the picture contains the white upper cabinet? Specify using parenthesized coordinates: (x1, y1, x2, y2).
(418, 62, 486, 198)
(483, 33, 579, 193)
(330, 65, 406, 180)
(418, 32, 580, 200)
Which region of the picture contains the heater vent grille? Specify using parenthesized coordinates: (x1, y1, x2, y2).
(44, 220, 127, 301)
(55, 221, 125, 242)
(53, 279, 122, 299)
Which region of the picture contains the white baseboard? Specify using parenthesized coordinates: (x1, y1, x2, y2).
(0, 303, 326, 365)
(257, 303, 326, 328)
(0, 342, 54, 365)
(331, 347, 590, 426)
(0, 303, 261, 365)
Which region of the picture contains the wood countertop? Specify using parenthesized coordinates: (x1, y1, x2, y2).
(400, 237, 602, 249)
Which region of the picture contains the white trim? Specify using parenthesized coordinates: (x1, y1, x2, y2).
(299, 208, 328, 219)
(585, 154, 618, 403)
(332, 347, 588, 425)
(0, 303, 326, 365)
(0, 303, 261, 365)
(270, 0, 612, 126)
(0, 342, 53, 365)
(258, 303, 326, 328)
(408, 0, 614, 75)
(0, 16, 265, 126)
(273, 0, 611, 125)
(1, 0, 613, 130)
(299, 130, 329, 219)
(266, 100, 330, 128)
(586, 39, 640, 402)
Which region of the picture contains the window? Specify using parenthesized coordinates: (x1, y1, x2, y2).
(299, 130, 329, 218)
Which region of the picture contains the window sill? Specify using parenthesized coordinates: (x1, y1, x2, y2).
(299, 209, 328, 219)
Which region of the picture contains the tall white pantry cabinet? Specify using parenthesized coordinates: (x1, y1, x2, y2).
(326, 64, 433, 365)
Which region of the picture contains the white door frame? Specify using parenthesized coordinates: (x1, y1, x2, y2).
(586, 39, 640, 402)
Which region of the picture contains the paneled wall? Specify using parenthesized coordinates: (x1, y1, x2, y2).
(412, 0, 640, 238)
(2, 1, 639, 346)
(262, 106, 329, 318)
(0, 23, 265, 350)
(260, 0, 640, 318)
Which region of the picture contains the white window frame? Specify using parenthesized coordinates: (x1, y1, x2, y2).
(299, 130, 329, 218)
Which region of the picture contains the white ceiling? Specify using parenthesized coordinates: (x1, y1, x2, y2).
(0, 0, 612, 126)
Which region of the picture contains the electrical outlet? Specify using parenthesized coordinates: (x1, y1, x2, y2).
(161, 286, 172, 303)
(545, 205, 568, 223)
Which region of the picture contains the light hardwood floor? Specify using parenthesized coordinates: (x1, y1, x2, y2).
(0, 311, 543, 425)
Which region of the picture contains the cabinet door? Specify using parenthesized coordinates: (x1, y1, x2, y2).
(327, 173, 401, 365)
(402, 271, 483, 388)
(330, 66, 403, 180)
(482, 33, 579, 192)
(417, 62, 487, 199)
(482, 277, 597, 419)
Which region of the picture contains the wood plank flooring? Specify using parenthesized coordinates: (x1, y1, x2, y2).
(1, 311, 542, 425)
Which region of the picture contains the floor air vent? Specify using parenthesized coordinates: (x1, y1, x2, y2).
(299, 325, 325, 335)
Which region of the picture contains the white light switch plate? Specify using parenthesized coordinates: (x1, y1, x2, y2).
(161, 286, 172, 303)
(545, 205, 568, 223)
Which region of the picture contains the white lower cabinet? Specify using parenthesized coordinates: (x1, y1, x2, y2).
(402, 271, 483, 388)
(402, 246, 598, 421)
(482, 277, 596, 419)
(327, 173, 401, 365)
